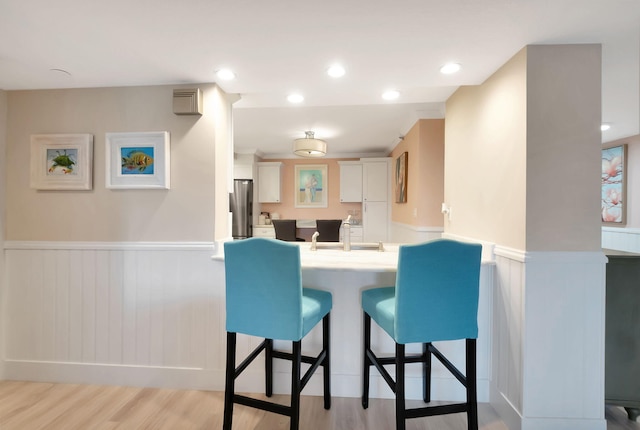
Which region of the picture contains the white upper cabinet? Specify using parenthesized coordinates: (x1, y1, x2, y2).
(362, 159, 389, 202)
(257, 162, 282, 203)
(338, 161, 363, 202)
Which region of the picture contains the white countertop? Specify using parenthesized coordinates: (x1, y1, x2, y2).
(213, 240, 494, 272)
(213, 241, 399, 272)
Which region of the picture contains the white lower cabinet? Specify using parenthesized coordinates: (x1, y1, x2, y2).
(363, 201, 388, 242)
(340, 225, 363, 243)
(253, 225, 275, 238)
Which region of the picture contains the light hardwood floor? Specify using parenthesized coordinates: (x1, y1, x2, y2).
(0, 381, 637, 429)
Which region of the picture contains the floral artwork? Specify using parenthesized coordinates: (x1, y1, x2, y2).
(601, 145, 626, 224)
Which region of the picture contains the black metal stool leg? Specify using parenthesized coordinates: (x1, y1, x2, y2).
(323, 313, 331, 409)
(396, 342, 406, 430)
(423, 342, 431, 403)
(466, 339, 478, 430)
(290, 340, 302, 430)
(265, 338, 273, 397)
(223, 332, 237, 430)
(362, 312, 372, 409)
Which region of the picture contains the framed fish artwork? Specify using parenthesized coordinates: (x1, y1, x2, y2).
(105, 131, 170, 189)
(30, 133, 94, 190)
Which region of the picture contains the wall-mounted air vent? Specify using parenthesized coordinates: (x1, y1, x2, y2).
(173, 88, 203, 115)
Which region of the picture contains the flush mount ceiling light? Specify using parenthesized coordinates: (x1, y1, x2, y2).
(293, 131, 327, 157)
(601, 123, 611, 131)
(216, 68, 236, 80)
(440, 63, 461, 74)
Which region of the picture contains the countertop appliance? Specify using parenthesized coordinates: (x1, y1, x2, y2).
(230, 179, 253, 239)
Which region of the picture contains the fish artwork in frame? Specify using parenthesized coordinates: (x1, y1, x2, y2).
(105, 131, 170, 189)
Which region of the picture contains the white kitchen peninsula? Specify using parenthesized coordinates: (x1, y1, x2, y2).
(214, 242, 494, 402)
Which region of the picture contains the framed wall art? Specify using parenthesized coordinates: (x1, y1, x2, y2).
(294, 164, 328, 208)
(106, 131, 170, 189)
(601, 144, 626, 225)
(30, 133, 94, 190)
(395, 151, 408, 203)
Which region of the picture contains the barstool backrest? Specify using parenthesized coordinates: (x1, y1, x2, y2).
(272, 219, 300, 241)
(224, 238, 303, 340)
(395, 239, 482, 344)
(315, 219, 342, 242)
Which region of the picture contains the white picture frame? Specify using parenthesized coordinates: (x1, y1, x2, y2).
(30, 133, 94, 190)
(105, 131, 170, 189)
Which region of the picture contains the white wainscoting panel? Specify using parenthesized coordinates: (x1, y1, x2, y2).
(491, 246, 607, 430)
(602, 227, 640, 252)
(390, 222, 443, 244)
(4, 242, 230, 391)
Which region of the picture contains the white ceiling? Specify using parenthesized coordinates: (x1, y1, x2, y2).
(1, 0, 639, 157)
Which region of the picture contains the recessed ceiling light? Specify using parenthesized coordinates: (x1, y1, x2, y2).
(382, 90, 400, 101)
(216, 69, 236, 81)
(440, 63, 461, 74)
(601, 123, 611, 131)
(327, 64, 346, 78)
(288, 93, 304, 103)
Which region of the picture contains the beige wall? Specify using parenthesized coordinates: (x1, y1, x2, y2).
(259, 158, 362, 221)
(445, 48, 528, 250)
(5, 84, 232, 242)
(446, 45, 602, 251)
(0, 89, 6, 378)
(389, 119, 444, 227)
(525, 45, 602, 251)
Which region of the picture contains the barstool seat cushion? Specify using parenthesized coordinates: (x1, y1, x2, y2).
(361, 286, 396, 340)
(302, 287, 333, 337)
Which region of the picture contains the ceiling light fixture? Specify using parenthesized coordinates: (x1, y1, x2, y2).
(382, 90, 400, 101)
(440, 63, 461, 74)
(293, 131, 327, 157)
(327, 64, 346, 78)
(216, 69, 236, 80)
(288, 93, 304, 103)
(601, 123, 611, 131)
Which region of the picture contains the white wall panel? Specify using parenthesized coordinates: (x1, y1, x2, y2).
(5, 243, 221, 377)
(3, 240, 495, 401)
(602, 227, 640, 252)
(491, 247, 607, 430)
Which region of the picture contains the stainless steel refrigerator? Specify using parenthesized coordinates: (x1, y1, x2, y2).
(230, 179, 253, 239)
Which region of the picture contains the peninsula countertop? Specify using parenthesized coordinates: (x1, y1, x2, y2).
(213, 241, 399, 272)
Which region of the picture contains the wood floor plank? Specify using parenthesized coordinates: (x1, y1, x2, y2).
(0, 381, 636, 429)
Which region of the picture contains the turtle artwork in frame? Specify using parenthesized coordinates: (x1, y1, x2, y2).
(105, 131, 171, 189)
(30, 133, 94, 190)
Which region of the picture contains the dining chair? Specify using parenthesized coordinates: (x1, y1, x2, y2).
(315, 219, 342, 242)
(361, 239, 482, 430)
(223, 237, 332, 430)
(272, 219, 305, 242)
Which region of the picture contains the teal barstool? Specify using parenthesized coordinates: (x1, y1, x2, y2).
(223, 237, 332, 430)
(361, 239, 482, 430)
